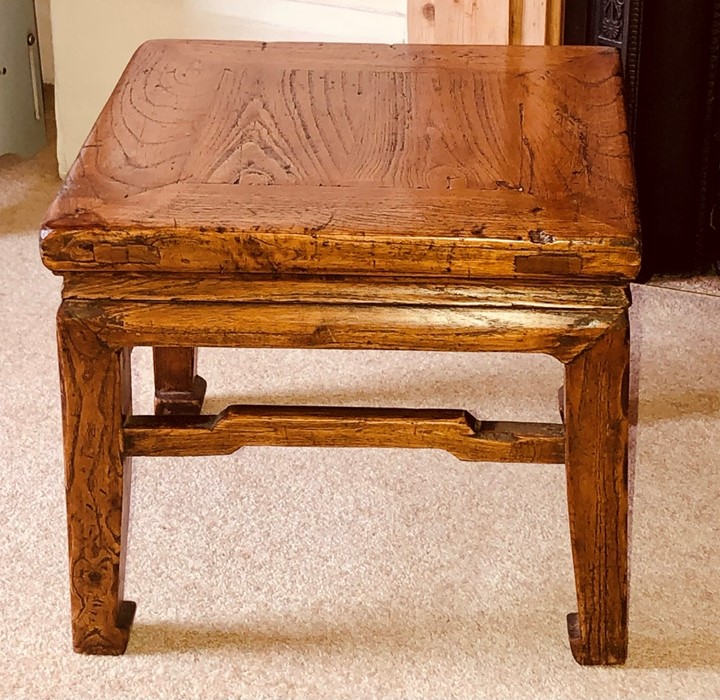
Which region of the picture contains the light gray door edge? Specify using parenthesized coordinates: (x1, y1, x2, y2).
(0, 0, 47, 158)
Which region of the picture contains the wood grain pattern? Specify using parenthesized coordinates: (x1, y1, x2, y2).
(509, 0, 525, 44)
(408, 0, 510, 44)
(125, 407, 565, 463)
(152, 347, 206, 415)
(57, 307, 135, 655)
(62, 299, 624, 364)
(406, 0, 436, 43)
(408, 0, 550, 45)
(564, 312, 629, 665)
(41, 186, 639, 280)
(521, 0, 548, 45)
(43, 38, 636, 664)
(545, 0, 564, 45)
(40, 41, 639, 281)
(60, 274, 631, 309)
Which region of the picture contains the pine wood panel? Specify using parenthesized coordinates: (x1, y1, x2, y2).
(41, 41, 638, 281)
(125, 406, 565, 463)
(408, 0, 553, 45)
(521, 0, 549, 45)
(408, 0, 507, 43)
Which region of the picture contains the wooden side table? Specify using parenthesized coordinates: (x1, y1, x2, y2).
(40, 41, 640, 665)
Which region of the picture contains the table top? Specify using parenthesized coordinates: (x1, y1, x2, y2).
(41, 40, 640, 281)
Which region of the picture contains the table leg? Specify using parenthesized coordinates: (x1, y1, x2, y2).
(153, 347, 206, 415)
(563, 312, 629, 665)
(57, 307, 135, 654)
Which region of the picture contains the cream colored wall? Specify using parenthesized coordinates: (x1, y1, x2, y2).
(51, 0, 406, 175)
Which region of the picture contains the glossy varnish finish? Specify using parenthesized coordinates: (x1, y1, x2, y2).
(42, 41, 638, 665)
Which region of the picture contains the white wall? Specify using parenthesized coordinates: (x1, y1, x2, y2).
(51, 0, 406, 175)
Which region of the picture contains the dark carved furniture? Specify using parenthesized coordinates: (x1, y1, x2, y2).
(41, 40, 640, 664)
(566, 0, 720, 273)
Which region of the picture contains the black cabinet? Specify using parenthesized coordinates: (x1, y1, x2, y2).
(565, 0, 720, 274)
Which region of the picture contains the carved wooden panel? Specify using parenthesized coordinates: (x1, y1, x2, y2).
(564, 0, 720, 272)
(564, 0, 642, 134)
(597, 0, 626, 44)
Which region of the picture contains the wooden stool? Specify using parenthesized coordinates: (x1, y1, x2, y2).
(41, 41, 639, 664)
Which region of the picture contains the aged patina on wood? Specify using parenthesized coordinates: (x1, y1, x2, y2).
(41, 41, 639, 666)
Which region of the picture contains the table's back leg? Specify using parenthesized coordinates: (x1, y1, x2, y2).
(563, 312, 629, 665)
(57, 307, 136, 654)
(153, 347, 206, 415)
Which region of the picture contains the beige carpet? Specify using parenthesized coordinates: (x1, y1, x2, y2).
(3, 117, 720, 700)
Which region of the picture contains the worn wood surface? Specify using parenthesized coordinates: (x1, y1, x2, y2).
(152, 347, 206, 415)
(41, 187, 638, 280)
(57, 308, 135, 655)
(125, 407, 565, 463)
(40, 41, 639, 281)
(44, 38, 636, 663)
(62, 298, 624, 364)
(564, 312, 629, 665)
(61, 274, 631, 308)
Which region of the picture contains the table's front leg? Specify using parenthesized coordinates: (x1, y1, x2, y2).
(57, 305, 135, 654)
(563, 311, 629, 665)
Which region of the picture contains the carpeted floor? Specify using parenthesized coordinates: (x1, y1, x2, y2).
(2, 106, 720, 700)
